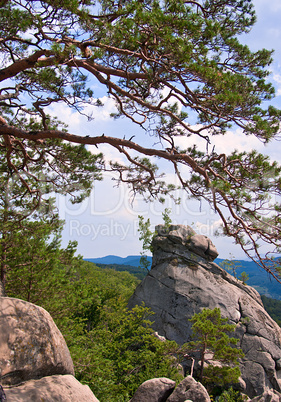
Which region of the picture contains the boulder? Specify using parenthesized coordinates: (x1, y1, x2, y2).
(3, 374, 99, 401)
(130, 377, 176, 402)
(0, 296, 74, 385)
(128, 225, 281, 398)
(167, 376, 211, 402)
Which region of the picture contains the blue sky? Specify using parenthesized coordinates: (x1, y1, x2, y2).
(53, 0, 281, 260)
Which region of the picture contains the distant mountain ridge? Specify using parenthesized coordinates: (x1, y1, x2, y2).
(85, 255, 152, 267)
(85, 255, 281, 300)
(215, 258, 281, 300)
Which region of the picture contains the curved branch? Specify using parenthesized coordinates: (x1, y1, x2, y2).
(0, 126, 208, 179)
(0, 50, 51, 82)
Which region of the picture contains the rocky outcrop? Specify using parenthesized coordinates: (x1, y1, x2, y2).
(0, 296, 99, 401)
(128, 225, 281, 398)
(3, 374, 98, 401)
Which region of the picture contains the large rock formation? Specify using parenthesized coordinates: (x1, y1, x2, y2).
(0, 296, 99, 401)
(128, 225, 281, 398)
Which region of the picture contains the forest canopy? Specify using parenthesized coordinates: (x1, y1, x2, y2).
(0, 0, 281, 279)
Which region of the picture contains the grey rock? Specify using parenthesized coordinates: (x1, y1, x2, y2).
(3, 374, 99, 401)
(250, 389, 281, 402)
(0, 296, 74, 385)
(187, 234, 218, 261)
(156, 224, 196, 239)
(128, 226, 281, 398)
(241, 361, 270, 398)
(153, 225, 218, 262)
(130, 377, 175, 402)
(167, 376, 210, 402)
(276, 359, 281, 370)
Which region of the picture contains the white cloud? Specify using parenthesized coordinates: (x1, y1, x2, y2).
(47, 103, 82, 132)
(272, 73, 281, 96)
(85, 96, 117, 121)
(209, 129, 264, 155)
(174, 127, 263, 154)
(173, 125, 281, 166)
(46, 95, 118, 135)
(88, 143, 125, 165)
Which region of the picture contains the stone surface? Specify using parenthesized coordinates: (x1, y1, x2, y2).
(0, 296, 74, 385)
(128, 225, 281, 398)
(167, 376, 211, 402)
(3, 374, 99, 401)
(153, 224, 218, 262)
(250, 389, 281, 402)
(130, 377, 175, 402)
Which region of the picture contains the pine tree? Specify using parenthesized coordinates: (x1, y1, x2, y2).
(0, 1, 281, 278)
(239, 272, 249, 285)
(186, 308, 244, 389)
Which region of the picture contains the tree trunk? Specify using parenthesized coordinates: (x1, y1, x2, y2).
(199, 343, 206, 382)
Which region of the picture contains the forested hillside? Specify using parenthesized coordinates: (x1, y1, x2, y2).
(261, 295, 281, 327)
(93, 263, 147, 280)
(5, 252, 182, 401)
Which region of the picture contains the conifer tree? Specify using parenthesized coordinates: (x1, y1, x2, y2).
(186, 308, 244, 389)
(0, 0, 281, 278)
(239, 271, 249, 285)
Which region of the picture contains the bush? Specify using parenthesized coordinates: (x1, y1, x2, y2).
(218, 387, 247, 401)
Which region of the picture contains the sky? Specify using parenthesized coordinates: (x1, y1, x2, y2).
(54, 0, 281, 260)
